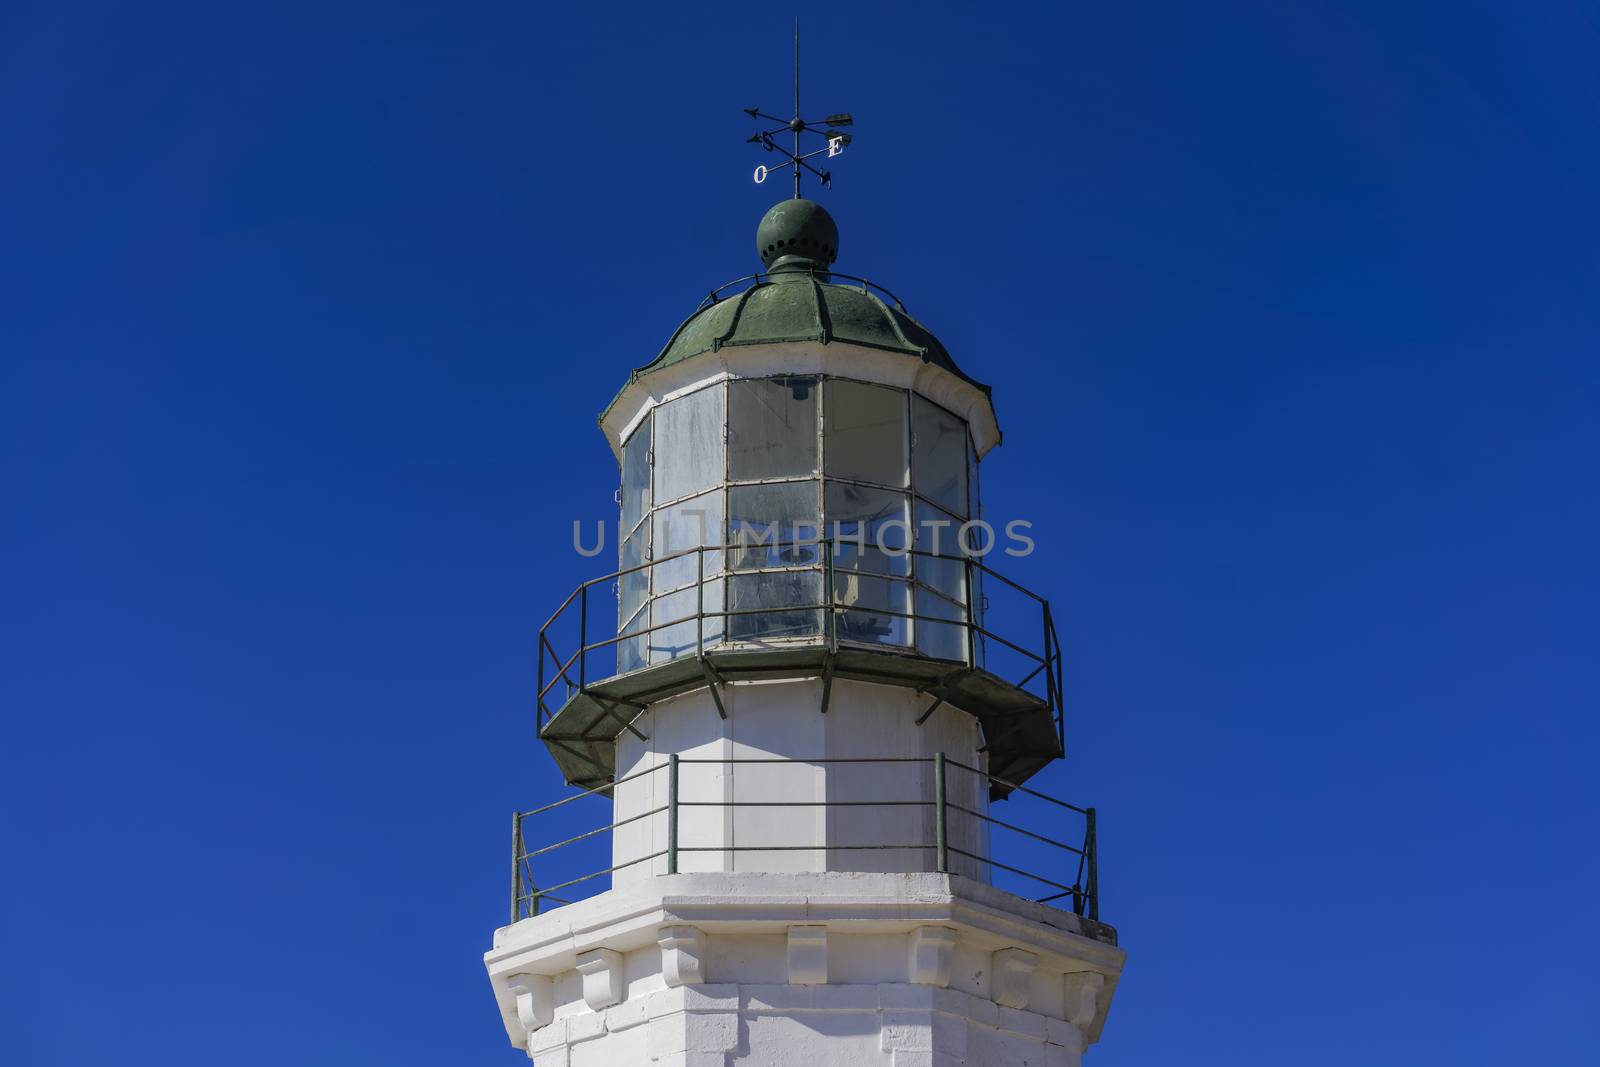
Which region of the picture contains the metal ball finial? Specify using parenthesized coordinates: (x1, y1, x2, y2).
(757, 199, 838, 271)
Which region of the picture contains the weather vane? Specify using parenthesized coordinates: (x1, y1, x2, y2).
(745, 20, 854, 198)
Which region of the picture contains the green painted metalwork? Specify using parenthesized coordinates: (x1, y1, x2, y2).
(666, 753, 679, 874)
(597, 202, 990, 429)
(756, 199, 839, 271)
(534, 538, 1065, 796)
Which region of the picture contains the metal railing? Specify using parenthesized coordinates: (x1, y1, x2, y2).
(510, 754, 1098, 925)
(535, 538, 1064, 745)
(695, 269, 914, 314)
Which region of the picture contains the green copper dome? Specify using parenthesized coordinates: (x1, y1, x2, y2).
(601, 200, 989, 422)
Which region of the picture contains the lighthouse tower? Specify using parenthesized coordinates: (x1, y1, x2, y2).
(484, 196, 1125, 1065)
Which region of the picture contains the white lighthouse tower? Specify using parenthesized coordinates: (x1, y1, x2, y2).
(483, 193, 1125, 1065)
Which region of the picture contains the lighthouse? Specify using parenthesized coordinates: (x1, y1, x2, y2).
(483, 180, 1124, 1063)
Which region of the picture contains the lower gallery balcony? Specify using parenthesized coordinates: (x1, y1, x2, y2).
(508, 748, 1102, 932)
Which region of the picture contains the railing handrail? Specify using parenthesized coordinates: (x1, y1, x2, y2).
(536, 536, 1064, 740)
(510, 753, 1100, 926)
(514, 760, 667, 818)
(943, 757, 1091, 815)
(695, 269, 912, 314)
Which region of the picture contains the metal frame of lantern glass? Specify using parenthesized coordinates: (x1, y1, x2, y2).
(615, 375, 986, 671)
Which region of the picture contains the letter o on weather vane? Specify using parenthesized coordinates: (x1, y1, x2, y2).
(753, 165, 768, 184)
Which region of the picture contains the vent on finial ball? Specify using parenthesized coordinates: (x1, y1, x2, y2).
(757, 199, 839, 272)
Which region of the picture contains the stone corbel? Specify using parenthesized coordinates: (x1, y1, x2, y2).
(907, 926, 957, 987)
(787, 925, 828, 985)
(658, 925, 707, 987)
(1062, 971, 1106, 1030)
(991, 947, 1039, 1009)
(505, 973, 554, 1036)
(575, 947, 625, 1011)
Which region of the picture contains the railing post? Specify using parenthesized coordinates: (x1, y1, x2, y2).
(578, 583, 588, 691)
(963, 558, 977, 667)
(934, 751, 948, 874)
(510, 810, 523, 925)
(1085, 806, 1099, 922)
(666, 753, 680, 875)
(1043, 600, 1062, 752)
(696, 546, 704, 656)
(1041, 600, 1052, 704)
(824, 537, 837, 649)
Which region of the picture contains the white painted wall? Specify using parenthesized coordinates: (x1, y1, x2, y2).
(485, 871, 1124, 1066)
(526, 980, 1091, 1067)
(611, 678, 990, 885)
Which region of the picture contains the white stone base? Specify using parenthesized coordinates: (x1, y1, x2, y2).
(485, 873, 1123, 1066)
(519, 980, 1091, 1067)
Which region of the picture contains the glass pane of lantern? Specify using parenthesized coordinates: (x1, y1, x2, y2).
(832, 572, 910, 648)
(728, 481, 820, 570)
(911, 395, 968, 517)
(728, 377, 818, 480)
(654, 385, 724, 504)
(649, 579, 724, 664)
(825, 481, 910, 577)
(651, 490, 724, 594)
(914, 585, 968, 663)
(970, 564, 987, 670)
(620, 414, 652, 535)
(912, 499, 967, 607)
(617, 606, 648, 675)
(824, 380, 907, 487)
(728, 570, 822, 642)
(619, 523, 649, 624)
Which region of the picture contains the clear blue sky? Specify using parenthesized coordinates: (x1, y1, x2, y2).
(3, 2, 1597, 1063)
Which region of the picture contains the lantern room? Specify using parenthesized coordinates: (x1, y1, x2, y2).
(536, 199, 1062, 797)
(616, 373, 985, 672)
